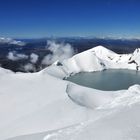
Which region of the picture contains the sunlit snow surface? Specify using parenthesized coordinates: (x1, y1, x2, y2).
(1, 46, 140, 140)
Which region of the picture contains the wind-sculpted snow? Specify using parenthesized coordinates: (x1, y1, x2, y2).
(66, 83, 115, 109)
(1, 46, 140, 140)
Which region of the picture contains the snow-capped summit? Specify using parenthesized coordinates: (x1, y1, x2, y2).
(46, 46, 140, 78)
(0, 37, 25, 46)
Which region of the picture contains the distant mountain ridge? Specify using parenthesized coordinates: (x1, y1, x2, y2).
(0, 37, 140, 72)
(0, 37, 25, 46)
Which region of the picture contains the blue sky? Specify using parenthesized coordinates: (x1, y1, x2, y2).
(0, 0, 140, 38)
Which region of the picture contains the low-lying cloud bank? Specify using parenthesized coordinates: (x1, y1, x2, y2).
(6, 40, 75, 72)
(7, 51, 28, 61)
(30, 53, 39, 64)
(23, 63, 36, 72)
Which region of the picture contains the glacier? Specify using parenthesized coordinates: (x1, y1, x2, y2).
(0, 46, 140, 140)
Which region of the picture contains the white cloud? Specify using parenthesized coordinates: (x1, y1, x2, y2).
(23, 63, 35, 72)
(42, 40, 74, 65)
(30, 53, 39, 64)
(7, 51, 28, 61)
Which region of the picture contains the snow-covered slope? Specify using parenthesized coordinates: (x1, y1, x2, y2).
(0, 37, 25, 46)
(1, 46, 140, 140)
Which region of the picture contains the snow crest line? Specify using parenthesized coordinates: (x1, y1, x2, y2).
(66, 84, 93, 109)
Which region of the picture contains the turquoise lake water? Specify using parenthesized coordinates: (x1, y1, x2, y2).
(66, 69, 140, 91)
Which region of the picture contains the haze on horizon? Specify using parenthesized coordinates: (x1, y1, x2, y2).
(0, 0, 140, 39)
